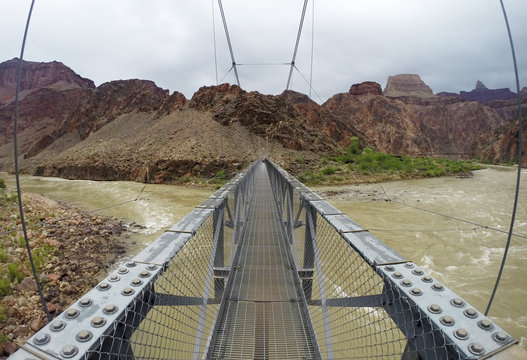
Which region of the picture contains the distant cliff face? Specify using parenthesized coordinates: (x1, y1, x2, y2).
(459, 80, 516, 104)
(383, 74, 434, 98)
(1, 58, 526, 180)
(0, 58, 95, 103)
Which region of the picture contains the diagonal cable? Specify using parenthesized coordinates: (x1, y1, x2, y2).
(217, 0, 240, 87)
(286, 0, 309, 90)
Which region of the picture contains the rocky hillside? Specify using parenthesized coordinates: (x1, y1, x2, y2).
(0, 59, 526, 182)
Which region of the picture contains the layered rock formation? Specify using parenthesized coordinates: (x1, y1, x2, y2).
(383, 74, 434, 98)
(1, 59, 526, 181)
(0, 58, 94, 104)
(459, 80, 516, 104)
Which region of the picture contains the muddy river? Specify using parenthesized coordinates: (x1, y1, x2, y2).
(2, 166, 525, 348)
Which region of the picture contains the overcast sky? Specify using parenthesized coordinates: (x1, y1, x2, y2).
(2, 0, 526, 103)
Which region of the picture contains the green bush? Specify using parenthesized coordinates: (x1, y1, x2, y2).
(320, 166, 337, 175)
(7, 262, 25, 283)
(0, 277, 11, 297)
(0, 247, 8, 263)
(0, 178, 6, 189)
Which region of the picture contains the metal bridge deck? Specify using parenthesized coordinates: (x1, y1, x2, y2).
(209, 163, 317, 359)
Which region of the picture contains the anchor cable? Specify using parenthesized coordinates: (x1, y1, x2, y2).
(485, 0, 523, 316)
(13, 0, 52, 322)
(286, 0, 309, 90)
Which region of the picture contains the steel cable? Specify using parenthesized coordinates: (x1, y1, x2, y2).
(485, 0, 523, 316)
(13, 0, 52, 322)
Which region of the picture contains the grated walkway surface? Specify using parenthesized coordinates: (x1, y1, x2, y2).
(209, 164, 317, 359)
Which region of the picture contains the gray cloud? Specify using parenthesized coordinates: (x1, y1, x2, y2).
(2, 0, 525, 102)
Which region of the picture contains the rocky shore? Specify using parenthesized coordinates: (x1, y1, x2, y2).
(0, 191, 126, 357)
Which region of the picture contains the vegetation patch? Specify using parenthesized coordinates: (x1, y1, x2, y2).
(295, 137, 482, 185)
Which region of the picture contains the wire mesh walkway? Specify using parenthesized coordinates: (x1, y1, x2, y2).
(209, 163, 318, 359)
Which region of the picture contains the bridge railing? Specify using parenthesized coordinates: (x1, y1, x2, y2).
(11, 161, 261, 360)
(264, 159, 519, 360)
(11, 159, 522, 359)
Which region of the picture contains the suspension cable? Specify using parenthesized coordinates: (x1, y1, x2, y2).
(286, 0, 309, 90)
(217, 0, 240, 87)
(14, 0, 52, 322)
(485, 0, 523, 316)
(211, 0, 219, 85)
(309, 0, 315, 99)
(293, 65, 324, 103)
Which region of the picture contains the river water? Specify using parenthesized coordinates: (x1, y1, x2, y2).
(1, 167, 526, 349)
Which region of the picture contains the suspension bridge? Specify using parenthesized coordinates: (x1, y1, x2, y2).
(11, 160, 525, 359)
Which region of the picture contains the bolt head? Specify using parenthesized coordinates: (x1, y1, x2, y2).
(385, 265, 395, 272)
(50, 320, 66, 332)
(401, 279, 412, 287)
(464, 308, 478, 318)
(147, 265, 158, 271)
(478, 319, 493, 330)
(493, 331, 508, 343)
(404, 262, 415, 268)
(91, 316, 106, 328)
(412, 268, 424, 275)
(131, 278, 143, 286)
(61, 345, 79, 358)
(455, 328, 469, 340)
(109, 274, 120, 282)
(451, 298, 464, 307)
(76, 330, 93, 342)
(98, 282, 110, 291)
(126, 261, 137, 267)
(432, 283, 444, 291)
(79, 298, 92, 307)
(122, 287, 135, 296)
(421, 275, 433, 283)
(392, 271, 403, 279)
(118, 267, 129, 274)
(410, 288, 422, 296)
(428, 304, 442, 314)
(468, 343, 485, 355)
(34, 333, 50, 345)
(65, 308, 79, 319)
(440, 315, 455, 326)
(104, 304, 117, 314)
(139, 270, 151, 278)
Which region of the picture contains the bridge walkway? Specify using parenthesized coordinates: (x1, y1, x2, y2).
(208, 163, 318, 359)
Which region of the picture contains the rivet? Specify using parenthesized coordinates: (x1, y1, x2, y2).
(65, 308, 79, 319)
(412, 268, 424, 275)
(464, 308, 478, 318)
(126, 261, 137, 268)
(103, 304, 118, 314)
(139, 270, 151, 278)
(50, 320, 66, 332)
(385, 265, 395, 272)
(468, 343, 485, 355)
(131, 278, 143, 287)
(451, 298, 464, 307)
(98, 282, 111, 291)
(440, 315, 455, 326)
(76, 330, 93, 342)
(410, 288, 422, 296)
(118, 267, 129, 274)
(422, 275, 433, 283)
(392, 271, 403, 279)
(122, 287, 135, 296)
(401, 279, 412, 287)
(428, 304, 442, 314)
(454, 328, 469, 340)
(432, 283, 444, 291)
(493, 331, 508, 343)
(146, 265, 158, 271)
(79, 298, 92, 307)
(404, 263, 415, 268)
(60, 345, 79, 358)
(91, 316, 106, 328)
(108, 274, 120, 282)
(33, 333, 50, 345)
(478, 319, 493, 331)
